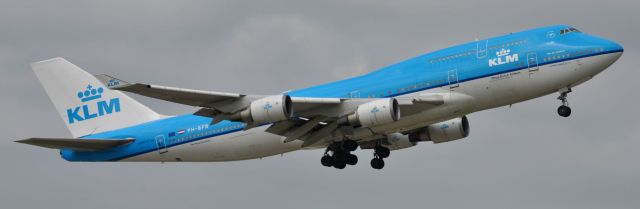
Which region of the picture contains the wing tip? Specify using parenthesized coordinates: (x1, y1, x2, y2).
(15, 137, 36, 143)
(94, 74, 130, 89)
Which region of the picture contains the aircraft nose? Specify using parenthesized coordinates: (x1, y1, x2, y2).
(580, 35, 624, 74)
(605, 39, 624, 53)
(585, 34, 623, 62)
(604, 39, 623, 63)
(592, 35, 624, 54)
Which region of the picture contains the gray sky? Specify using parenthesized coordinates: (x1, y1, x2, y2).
(1, 1, 639, 209)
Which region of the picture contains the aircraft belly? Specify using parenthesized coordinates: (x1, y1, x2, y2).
(514, 53, 617, 101)
(122, 127, 303, 162)
(573, 52, 621, 82)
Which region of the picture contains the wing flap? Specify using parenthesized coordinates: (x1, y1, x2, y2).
(16, 138, 134, 151)
(283, 117, 327, 143)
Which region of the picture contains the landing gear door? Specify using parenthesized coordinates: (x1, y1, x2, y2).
(155, 135, 168, 155)
(527, 52, 539, 77)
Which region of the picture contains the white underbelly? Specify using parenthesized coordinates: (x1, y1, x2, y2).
(123, 126, 303, 162)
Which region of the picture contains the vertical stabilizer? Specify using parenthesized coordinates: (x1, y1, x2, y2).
(32, 58, 162, 137)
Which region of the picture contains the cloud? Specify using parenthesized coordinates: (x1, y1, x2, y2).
(190, 15, 369, 93)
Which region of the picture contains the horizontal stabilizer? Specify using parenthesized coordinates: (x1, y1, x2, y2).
(16, 137, 134, 151)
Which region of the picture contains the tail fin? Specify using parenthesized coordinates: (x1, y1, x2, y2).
(32, 58, 162, 137)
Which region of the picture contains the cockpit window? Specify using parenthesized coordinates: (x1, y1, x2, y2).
(560, 27, 581, 35)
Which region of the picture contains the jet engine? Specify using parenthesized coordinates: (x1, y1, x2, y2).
(384, 133, 416, 150)
(346, 98, 400, 128)
(409, 116, 470, 144)
(229, 95, 293, 124)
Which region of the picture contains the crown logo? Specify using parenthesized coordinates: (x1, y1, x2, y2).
(496, 48, 510, 57)
(263, 103, 273, 110)
(77, 84, 104, 102)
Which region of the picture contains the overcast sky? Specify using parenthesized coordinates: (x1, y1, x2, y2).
(1, 1, 639, 209)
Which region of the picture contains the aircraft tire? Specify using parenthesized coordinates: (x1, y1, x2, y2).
(321, 155, 334, 167)
(333, 160, 347, 169)
(345, 153, 358, 165)
(558, 105, 571, 117)
(370, 158, 384, 169)
(342, 140, 358, 152)
(375, 146, 390, 158)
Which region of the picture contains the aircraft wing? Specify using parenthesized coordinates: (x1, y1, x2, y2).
(264, 94, 447, 147)
(16, 138, 134, 151)
(95, 74, 255, 113)
(97, 74, 355, 115)
(97, 74, 453, 146)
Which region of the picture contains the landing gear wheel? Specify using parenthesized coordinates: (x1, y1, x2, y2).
(557, 105, 572, 117)
(557, 87, 572, 117)
(342, 140, 358, 152)
(333, 160, 346, 169)
(321, 155, 334, 167)
(333, 151, 346, 162)
(374, 146, 390, 158)
(345, 154, 358, 165)
(370, 158, 385, 169)
(321, 141, 360, 169)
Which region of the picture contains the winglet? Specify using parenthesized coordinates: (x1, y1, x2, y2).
(94, 74, 132, 89)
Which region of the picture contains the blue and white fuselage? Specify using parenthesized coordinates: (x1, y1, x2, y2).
(22, 25, 623, 165)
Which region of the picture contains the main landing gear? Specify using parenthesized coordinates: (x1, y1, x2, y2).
(321, 140, 358, 169)
(557, 87, 572, 117)
(319, 140, 392, 170)
(370, 146, 390, 170)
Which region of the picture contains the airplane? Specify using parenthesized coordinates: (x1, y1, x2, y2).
(17, 25, 623, 169)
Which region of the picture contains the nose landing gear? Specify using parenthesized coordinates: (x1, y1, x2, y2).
(557, 87, 572, 117)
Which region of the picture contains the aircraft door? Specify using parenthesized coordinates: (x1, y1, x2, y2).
(349, 90, 361, 98)
(527, 52, 539, 77)
(155, 135, 168, 155)
(477, 40, 488, 58)
(448, 69, 459, 89)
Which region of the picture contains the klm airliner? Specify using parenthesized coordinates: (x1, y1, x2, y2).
(18, 25, 623, 169)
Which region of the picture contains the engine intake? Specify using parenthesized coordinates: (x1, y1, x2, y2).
(409, 116, 470, 144)
(347, 98, 400, 128)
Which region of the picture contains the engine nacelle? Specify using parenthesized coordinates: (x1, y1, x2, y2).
(409, 116, 470, 144)
(384, 133, 416, 150)
(232, 95, 293, 124)
(348, 98, 400, 128)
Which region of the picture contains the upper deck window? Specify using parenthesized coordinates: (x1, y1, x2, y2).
(428, 50, 474, 64)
